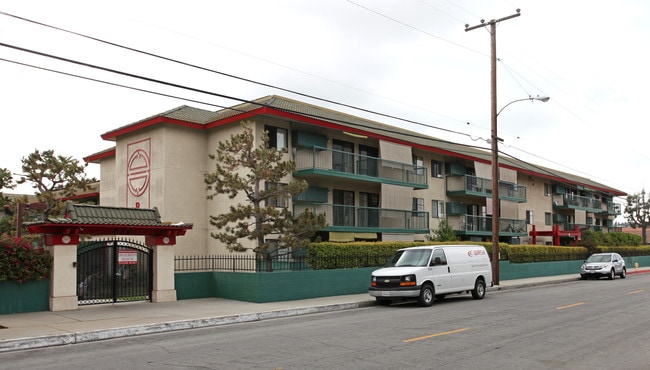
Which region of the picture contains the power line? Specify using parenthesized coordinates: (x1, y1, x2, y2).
(0, 10, 473, 139)
(0, 47, 489, 153)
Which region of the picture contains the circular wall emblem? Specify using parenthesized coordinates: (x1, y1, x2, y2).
(127, 149, 150, 197)
(61, 235, 71, 244)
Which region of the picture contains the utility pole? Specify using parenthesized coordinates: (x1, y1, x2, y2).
(465, 9, 521, 285)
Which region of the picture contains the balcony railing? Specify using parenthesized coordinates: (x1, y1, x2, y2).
(563, 223, 604, 232)
(294, 146, 427, 188)
(553, 194, 601, 212)
(446, 174, 526, 202)
(449, 215, 527, 235)
(293, 203, 429, 233)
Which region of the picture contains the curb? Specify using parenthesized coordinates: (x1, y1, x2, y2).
(490, 277, 580, 291)
(0, 300, 375, 353)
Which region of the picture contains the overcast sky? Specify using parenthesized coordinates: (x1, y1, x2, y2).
(1, 0, 648, 204)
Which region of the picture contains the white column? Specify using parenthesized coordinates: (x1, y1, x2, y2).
(150, 243, 177, 303)
(46, 243, 79, 311)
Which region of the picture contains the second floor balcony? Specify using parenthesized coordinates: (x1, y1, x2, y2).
(553, 194, 602, 213)
(293, 203, 429, 234)
(446, 175, 527, 202)
(294, 146, 428, 189)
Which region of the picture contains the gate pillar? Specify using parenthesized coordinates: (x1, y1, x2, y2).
(44, 234, 80, 311)
(147, 236, 177, 303)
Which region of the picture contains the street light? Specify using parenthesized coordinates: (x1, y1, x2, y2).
(492, 95, 549, 285)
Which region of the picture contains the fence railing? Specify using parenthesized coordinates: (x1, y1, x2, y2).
(174, 251, 394, 272)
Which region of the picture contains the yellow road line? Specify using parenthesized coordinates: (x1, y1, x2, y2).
(403, 327, 470, 343)
(628, 289, 644, 295)
(556, 302, 584, 310)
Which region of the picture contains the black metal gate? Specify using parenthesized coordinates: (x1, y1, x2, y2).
(77, 239, 153, 305)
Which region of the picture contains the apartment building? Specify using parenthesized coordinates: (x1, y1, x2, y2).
(85, 95, 625, 254)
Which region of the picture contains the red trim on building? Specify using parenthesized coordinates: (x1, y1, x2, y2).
(101, 117, 204, 140)
(26, 223, 191, 244)
(84, 148, 116, 163)
(61, 192, 100, 202)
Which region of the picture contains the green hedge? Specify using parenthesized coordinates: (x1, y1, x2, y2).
(306, 241, 650, 266)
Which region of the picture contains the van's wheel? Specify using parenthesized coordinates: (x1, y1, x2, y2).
(620, 267, 627, 279)
(418, 284, 434, 307)
(609, 268, 616, 280)
(375, 298, 391, 306)
(471, 278, 486, 300)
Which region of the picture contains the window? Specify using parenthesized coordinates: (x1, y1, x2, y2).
(431, 160, 443, 178)
(265, 182, 288, 208)
(545, 212, 552, 226)
(332, 139, 354, 174)
(431, 249, 447, 266)
(431, 200, 444, 218)
(333, 189, 355, 226)
(526, 210, 534, 224)
(413, 198, 424, 211)
(359, 192, 379, 227)
(544, 183, 552, 197)
(413, 155, 424, 175)
(358, 145, 378, 177)
(265, 126, 288, 151)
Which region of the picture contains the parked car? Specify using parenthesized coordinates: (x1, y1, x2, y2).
(580, 253, 626, 280)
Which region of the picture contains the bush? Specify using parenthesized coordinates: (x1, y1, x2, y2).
(307, 241, 491, 269)
(579, 230, 641, 247)
(0, 234, 52, 283)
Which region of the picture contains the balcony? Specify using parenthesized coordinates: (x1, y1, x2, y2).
(553, 194, 602, 213)
(294, 147, 427, 189)
(601, 202, 622, 215)
(293, 203, 429, 234)
(448, 215, 527, 236)
(446, 175, 526, 202)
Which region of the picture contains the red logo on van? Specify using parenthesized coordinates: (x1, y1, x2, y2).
(468, 249, 486, 257)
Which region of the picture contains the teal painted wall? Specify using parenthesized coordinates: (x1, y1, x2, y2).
(175, 268, 376, 303)
(174, 272, 218, 300)
(499, 260, 584, 280)
(0, 279, 49, 314)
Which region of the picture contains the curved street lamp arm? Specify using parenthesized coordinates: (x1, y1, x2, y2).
(497, 96, 550, 117)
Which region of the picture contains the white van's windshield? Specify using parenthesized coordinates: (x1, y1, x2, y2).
(386, 249, 432, 267)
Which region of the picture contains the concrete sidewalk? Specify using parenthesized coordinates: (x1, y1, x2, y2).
(2, 269, 648, 353)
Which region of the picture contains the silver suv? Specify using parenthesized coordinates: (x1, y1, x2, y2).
(580, 253, 626, 280)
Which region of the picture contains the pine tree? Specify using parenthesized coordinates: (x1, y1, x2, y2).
(625, 189, 650, 244)
(205, 122, 327, 268)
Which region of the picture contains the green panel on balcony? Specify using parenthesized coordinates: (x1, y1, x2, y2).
(552, 185, 565, 194)
(293, 186, 328, 203)
(446, 162, 466, 176)
(292, 131, 327, 148)
(446, 202, 466, 215)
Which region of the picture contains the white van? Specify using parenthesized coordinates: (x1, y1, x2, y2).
(368, 245, 493, 306)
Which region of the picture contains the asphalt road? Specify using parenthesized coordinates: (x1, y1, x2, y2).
(1, 274, 649, 370)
